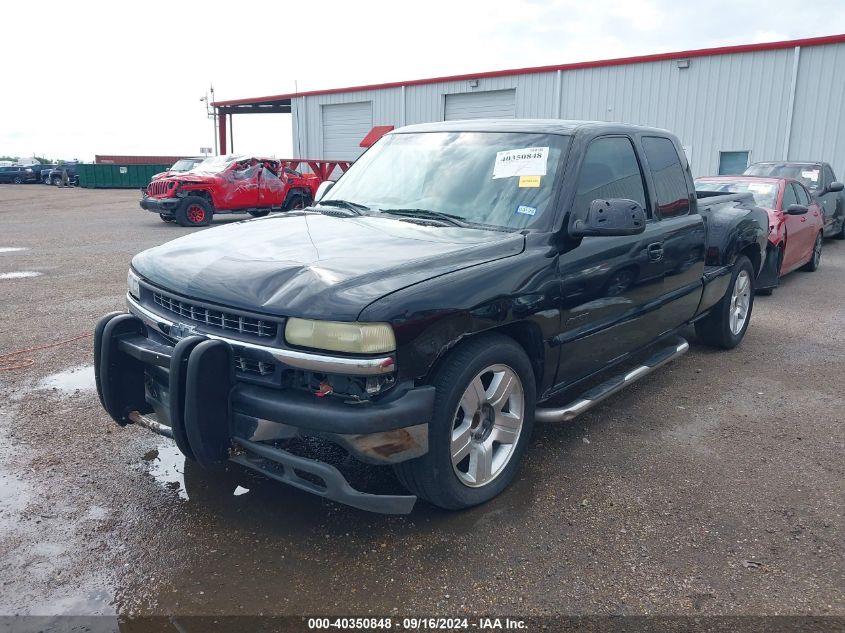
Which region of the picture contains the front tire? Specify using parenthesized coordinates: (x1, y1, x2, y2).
(176, 196, 212, 227)
(695, 255, 754, 349)
(52, 176, 62, 186)
(283, 192, 311, 211)
(394, 333, 535, 510)
(800, 232, 822, 271)
(12, 177, 22, 184)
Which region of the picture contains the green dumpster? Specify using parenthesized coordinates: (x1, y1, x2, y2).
(79, 164, 171, 189)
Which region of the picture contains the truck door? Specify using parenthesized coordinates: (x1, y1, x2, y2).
(640, 135, 705, 332)
(555, 136, 668, 383)
(258, 163, 286, 208)
(225, 161, 260, 209)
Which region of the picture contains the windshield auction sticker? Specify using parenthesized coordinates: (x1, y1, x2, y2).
(493, 147, 549, 179)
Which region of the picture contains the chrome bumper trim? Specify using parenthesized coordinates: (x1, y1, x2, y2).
(126, 294, 395, 376)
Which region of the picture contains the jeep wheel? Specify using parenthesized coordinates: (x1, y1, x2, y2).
(694, 255, 754, 349)
(159, 214, 175, 223)
(176, 196, 212, 227)
(283, 193, 311, 211)
(394, 333, 535, 510)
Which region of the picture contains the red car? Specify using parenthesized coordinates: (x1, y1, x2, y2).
(695, 175, 824, 294)
(141, 155, 321, 226)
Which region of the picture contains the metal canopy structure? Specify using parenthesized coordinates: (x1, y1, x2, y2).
(212, 99, 292, 154)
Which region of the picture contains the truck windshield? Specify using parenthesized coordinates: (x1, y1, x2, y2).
(696, 179, 779, 208)
(745, 163, 821, 191)
(171, 159, 201, 172)
(322, 132, 571, 230)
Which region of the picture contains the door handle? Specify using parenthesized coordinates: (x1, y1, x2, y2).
(647, 242, 664, 262)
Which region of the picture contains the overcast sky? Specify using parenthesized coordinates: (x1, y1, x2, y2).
(3, 0, 844, 162)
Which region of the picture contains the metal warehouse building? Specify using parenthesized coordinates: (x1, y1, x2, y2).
(213, 33, 845, 178)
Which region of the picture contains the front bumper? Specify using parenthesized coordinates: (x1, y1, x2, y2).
(140, 196, 181, 213)
(94, 307, 434, 514)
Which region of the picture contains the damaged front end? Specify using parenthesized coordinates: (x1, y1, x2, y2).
(94, 290, 435, 514)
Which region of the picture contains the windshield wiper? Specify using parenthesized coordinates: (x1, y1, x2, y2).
(379, 208, 469, 227)
(317, 199, 369, 215)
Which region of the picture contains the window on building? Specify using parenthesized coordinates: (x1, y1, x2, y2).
(642, 136, 691, 218)
(718, 151, 750, 175)
(573, 137, 648, 217)
(782, 182, 798, 209)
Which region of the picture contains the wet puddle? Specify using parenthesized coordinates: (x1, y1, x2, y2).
(38, 365, 96, 393)
(0, 271, 42, 280)
(145, 442, 188, 500)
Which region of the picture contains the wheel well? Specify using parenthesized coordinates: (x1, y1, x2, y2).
(739, 244, 762, 276)
(491, 322, 545, 386)
(424, 322, 545, 388)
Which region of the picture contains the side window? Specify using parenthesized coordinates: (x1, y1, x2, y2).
(794, 183, 810, 205)
(823, 165, 836, 187)
(782, 183, 798, 209)
(573, 137, 647, 217)
(642, 136, 691, 218)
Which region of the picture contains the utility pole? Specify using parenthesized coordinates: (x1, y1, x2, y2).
(200, 84, 218, 155)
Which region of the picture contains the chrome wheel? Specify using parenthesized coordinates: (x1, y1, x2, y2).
(729, 270, 751, 335)
(450, 364, 524, 488)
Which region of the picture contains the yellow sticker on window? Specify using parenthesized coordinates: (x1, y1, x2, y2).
(518, 175, 541, 188)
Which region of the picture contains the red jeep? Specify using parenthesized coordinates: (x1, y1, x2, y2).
(141, 155, 320, 226)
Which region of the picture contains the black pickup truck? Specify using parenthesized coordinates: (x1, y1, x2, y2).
(94, 120, 768, 513)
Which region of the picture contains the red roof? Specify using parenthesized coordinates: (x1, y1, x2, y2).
(213, 33, 845, 108)
(359, 126, 394, 148)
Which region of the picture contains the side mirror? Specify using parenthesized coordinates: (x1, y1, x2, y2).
(826, 181, 844, 193)
(786, 204, 808, 215)
(315, 180, 335, 201)
(570, 199, 647, 237)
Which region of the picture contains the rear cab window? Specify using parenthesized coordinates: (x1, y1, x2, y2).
(641, 136, 691, 218)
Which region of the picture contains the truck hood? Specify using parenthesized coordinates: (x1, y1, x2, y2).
(132, 212, 525, 320)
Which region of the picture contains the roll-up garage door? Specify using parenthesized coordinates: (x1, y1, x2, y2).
(321, 102, 373, 160)
(444, 89, 516, 120)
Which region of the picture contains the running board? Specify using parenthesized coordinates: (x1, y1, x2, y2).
(535, 337, 690, 423)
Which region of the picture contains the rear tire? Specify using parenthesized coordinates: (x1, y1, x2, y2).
(800, 232, 822, 272)
(695, 255, 754, 350)
(176, 196, 212, 227)
(159, 214, 175, 223)
(51, 176, 61, 186)
(12, 177, 22, 184)
(393, 333, 535, 510)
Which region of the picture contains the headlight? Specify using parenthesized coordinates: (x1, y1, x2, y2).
(127, 269, 140, 299)
(285, 318, 395, 354)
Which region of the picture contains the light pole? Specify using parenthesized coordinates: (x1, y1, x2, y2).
(200, 85, 218, 155)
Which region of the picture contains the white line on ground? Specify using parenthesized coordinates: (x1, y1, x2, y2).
(0, 271, 42, 280)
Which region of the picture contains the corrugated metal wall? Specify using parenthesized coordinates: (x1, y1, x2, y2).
(292, 41, 845, 180)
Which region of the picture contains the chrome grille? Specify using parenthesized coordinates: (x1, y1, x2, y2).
(147, 180, 171, 197)
(234, 355, 275, 376)
(153, 291, 277, 338)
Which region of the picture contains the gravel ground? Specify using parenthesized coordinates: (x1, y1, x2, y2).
(0, 185, 842, 620)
